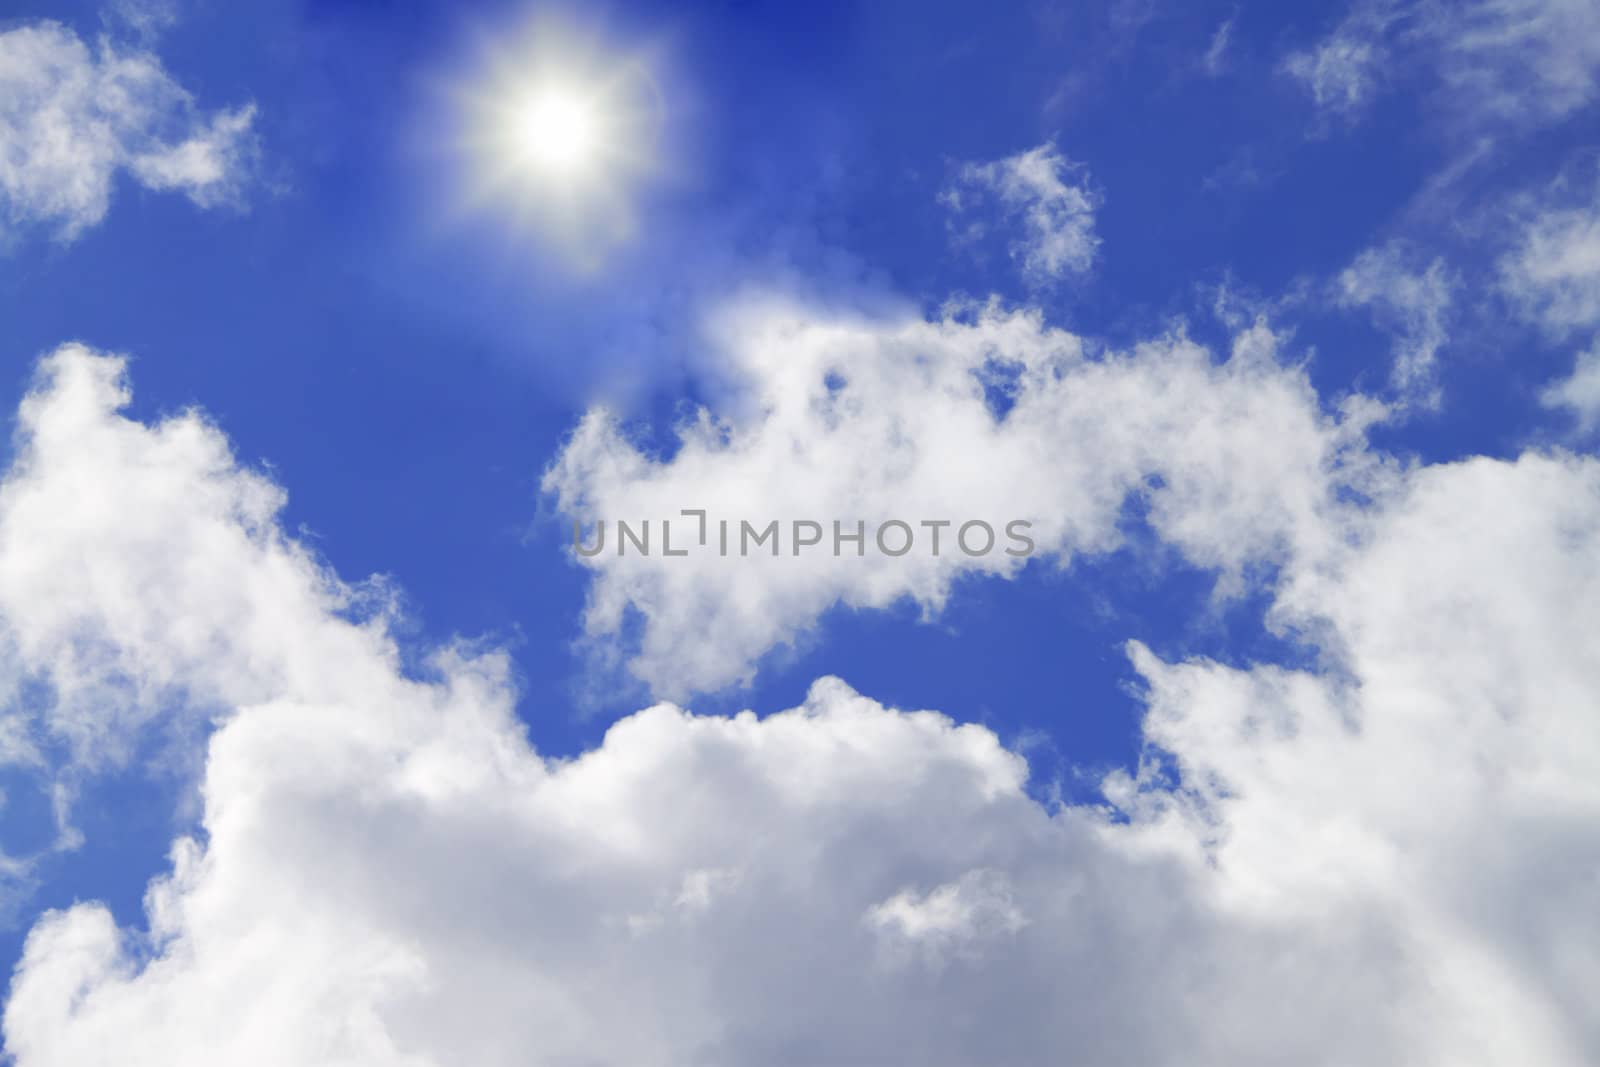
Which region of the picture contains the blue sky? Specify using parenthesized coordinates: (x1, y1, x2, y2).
(1, 1, 1599, 1064)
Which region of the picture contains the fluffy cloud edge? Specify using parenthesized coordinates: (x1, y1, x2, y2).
(0, 343, 1596, 1064)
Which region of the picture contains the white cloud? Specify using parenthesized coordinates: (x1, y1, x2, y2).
(0, 346, 1597, 1065)
(1433, 0, 1600, 121)
(103, 0, 181, 43)
(1283, 29, 1384, 122)
(942, 144, 1099, 286)
(545, 297, 1386, 698)
(1202, 15, 1236, 76)
(1116, 455, 1600, 1066)
(866, 868, 1027, 968)
(1501, 186, 1600, 336)
(0, 20, 256, 242)
(0, 345, 398, 871)
(1337, 241, 1455, 401)
(1541, 343, 1600, 432)
(1285, 0, 1600, 130)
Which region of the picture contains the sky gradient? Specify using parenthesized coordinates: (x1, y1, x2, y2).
(0, 1, 1598, 1064)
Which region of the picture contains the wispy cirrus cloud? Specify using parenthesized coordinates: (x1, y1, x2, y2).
(1541, 342, 1600, 433)
(1201, 14, 1236, 76)
(1284, 0, 1600, 132)
(1499, 169, 1600, 435)
(1337, 240, 1456, 403)
(1282, 22, 1388, 125)
(1501, 178, 1600, 337)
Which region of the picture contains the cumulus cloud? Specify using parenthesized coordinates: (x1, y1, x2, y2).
(1337, 240, 1455, 401)
(545, 297, 1386, 698)
(942, 144, 1100, 286)
(1, 346, 1598, 1065)
(0, 345, 402, 890)
(0, 19, 256, 242)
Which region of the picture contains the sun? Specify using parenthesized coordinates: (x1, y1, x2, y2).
(448, 15, 667, 261)
(513, 86, 604, 178)
(476, 73, 628, 192)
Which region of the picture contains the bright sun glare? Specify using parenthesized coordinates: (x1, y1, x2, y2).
(513, 86, 604, 178)
(452, 15, 665, 263)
